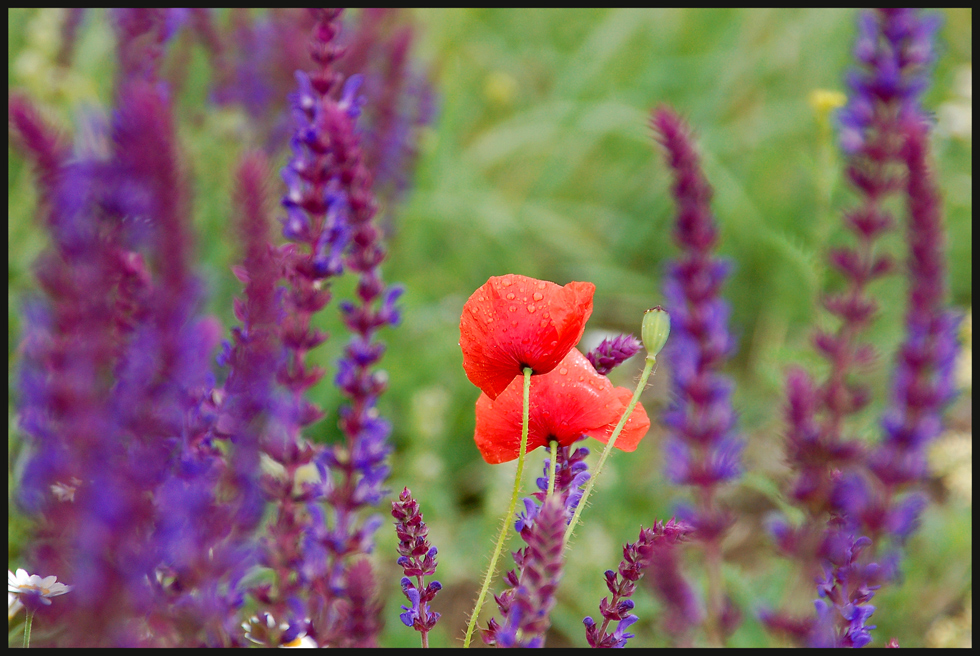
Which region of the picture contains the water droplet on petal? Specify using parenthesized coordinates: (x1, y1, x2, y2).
(537, 282, 545, 289)
(511, 320, 518, 327)
(486, 318, 493, 324)
(559, 367, 568, 375)
(532, 292, 543, 302)
(527, 304, 536, 313)
(543, 312, 550, 319)
(540, 319, 548, 327)
(550, 340, 558, 348)
(501, 279, 513, 287)
(509, 305, 517, 313)
(521, 337, 530, 344)
(506, 293, 515, 300)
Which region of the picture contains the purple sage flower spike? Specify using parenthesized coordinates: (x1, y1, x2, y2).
(392, 488, 442, 647)
(652, 105, 742, 643)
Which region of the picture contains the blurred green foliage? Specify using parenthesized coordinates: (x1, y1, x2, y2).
(8, 8, 971, 648)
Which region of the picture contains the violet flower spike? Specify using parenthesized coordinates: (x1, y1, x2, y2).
(494, 495, 566, 648)
(838, 9, 941, 154)
(764, 10, 945, 643)
(871, 118, 959, 485)
(587, 333, 643, 376)
(808, 521, 882, 648)
(484, 447, 589, 647)
(585, 519, 694, 648)
(177, 151, 280, 641)
(264, 8, 399, 646)
(254, 8, 348, 645)
(784, 9, 942, 508)
(825, 9, 954, 590)
(652, 105, 741, 642)
(851, 120, 960, 548)
(780, 9, 943, 523)
(653, 106, 743, 497)
(305, 7, 404, 644)
(12, 70, 222, 644)
(392, 488, 442, 647)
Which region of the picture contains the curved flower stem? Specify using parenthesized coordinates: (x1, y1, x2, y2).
(565, 357, 656, 545)
(24, 609, 34, 649)
(547, 440, 558, 497)
(463, 367, 533, 648)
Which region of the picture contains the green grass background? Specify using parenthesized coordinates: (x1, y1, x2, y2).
(8, 8, 972, 647)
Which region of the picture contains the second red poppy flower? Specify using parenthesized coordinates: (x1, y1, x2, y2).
(474, 348, 650, 464)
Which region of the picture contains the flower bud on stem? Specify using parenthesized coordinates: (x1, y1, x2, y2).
(566, 309, 668, 545)
(641, 306, 671, 363)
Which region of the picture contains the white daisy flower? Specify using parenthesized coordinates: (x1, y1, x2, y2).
(243, 612, 317, 648)
(7, 569, 73, 610)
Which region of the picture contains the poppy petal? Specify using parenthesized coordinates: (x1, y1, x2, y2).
(583, 387, 651, 452)
(460, 274, 594, 399)
(531, 349, 625, 446)
(473, 348, 649, 464)
(474, 390, 551, 465)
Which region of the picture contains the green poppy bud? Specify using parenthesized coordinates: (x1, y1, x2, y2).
(641, 306, 670, 361)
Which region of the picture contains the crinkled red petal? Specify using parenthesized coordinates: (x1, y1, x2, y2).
(583, 387, 650, 452)
(474, 348, 649, 464)
(460, 274, 594, 399)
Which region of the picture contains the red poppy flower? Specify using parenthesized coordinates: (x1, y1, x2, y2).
(460, 274, 595, 399)
(474, 348, 650, 464)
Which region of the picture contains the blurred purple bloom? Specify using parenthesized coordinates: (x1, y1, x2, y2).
(858, 120, 960, 543)
(210, 8, 435, 203)
(652, 107, 742, 541)
(783, 8, 942, 518)
(809, 523, 882, 648)
(767, 12, 947, 643)
(11, 67, 236, 644)
(650, 103, 743, 644)
(838, 9, 941, 154)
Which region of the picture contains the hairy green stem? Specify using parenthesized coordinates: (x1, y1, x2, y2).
(564, 357, 656, 545)
(547, 440, 558, 497)
(463, 367, 533, 647)
(24, 609, 34, 649)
